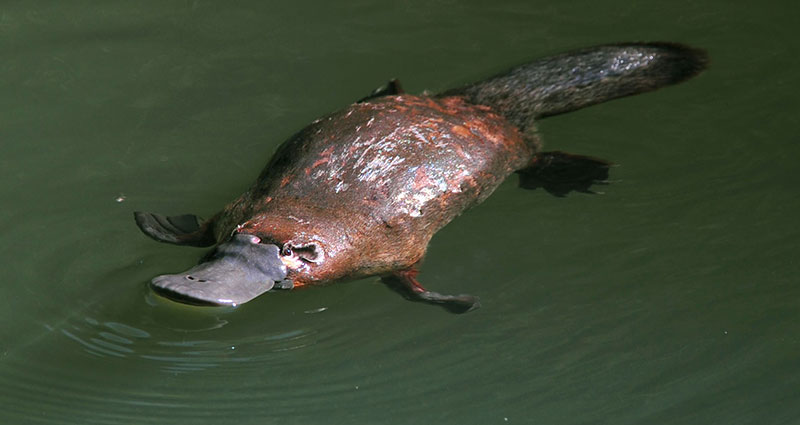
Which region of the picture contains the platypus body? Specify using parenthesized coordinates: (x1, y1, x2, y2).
(135, 42, 707, 313)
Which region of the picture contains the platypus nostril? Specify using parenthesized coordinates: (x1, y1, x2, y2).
(185, 275, 208, 283)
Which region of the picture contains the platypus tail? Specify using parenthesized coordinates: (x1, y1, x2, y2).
(440, 42, 708, 131)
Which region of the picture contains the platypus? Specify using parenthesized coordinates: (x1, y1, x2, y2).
(135, 42, 707, 313)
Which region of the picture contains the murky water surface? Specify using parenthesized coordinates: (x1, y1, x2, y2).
(2, 1, 798, 424)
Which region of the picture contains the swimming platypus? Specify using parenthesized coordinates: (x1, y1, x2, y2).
(135, 42, 707, 313)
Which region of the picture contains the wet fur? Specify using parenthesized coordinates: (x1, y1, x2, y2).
(442, 42, 708, 130)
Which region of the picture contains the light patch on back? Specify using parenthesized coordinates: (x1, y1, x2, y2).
(334, 181, 350, 193)
(393, 166, 450, 217)
(358, 155, 406, 182)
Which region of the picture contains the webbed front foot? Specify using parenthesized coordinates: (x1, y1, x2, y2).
(134, 211, 216, 247)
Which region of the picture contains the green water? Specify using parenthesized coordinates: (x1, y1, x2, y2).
(2, 1, 799, 424)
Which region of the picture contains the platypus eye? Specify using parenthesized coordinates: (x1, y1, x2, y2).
(281, 241, 324, 264)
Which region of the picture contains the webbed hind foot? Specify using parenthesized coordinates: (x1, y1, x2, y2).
(381, 268, 481, 314)
(517, 151, 612, 197)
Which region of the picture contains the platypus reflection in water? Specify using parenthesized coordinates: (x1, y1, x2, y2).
(135, 42, 707, 313)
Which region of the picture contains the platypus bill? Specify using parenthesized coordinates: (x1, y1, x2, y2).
(135, 42, 707, 313)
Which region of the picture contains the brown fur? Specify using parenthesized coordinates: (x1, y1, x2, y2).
(212, 95, 535, 286)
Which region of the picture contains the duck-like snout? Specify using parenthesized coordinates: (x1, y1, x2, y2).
(150, 233, 289, 306)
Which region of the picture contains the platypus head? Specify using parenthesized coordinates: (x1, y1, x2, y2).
(134, 210, 336, 306)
